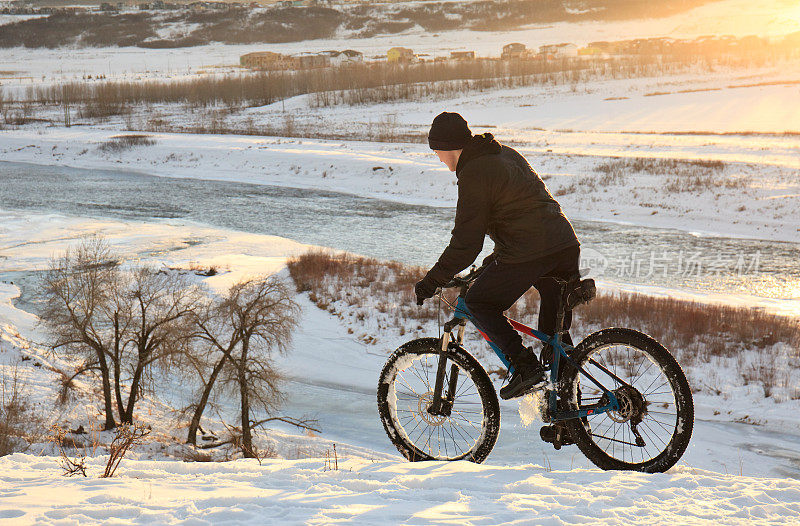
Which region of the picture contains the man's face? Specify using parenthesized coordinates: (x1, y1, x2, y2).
(434, 149, 462, 172)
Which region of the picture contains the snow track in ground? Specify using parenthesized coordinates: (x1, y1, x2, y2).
(1, 453, 800, 525)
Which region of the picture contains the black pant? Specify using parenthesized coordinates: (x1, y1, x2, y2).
(464, 245, 580, 366)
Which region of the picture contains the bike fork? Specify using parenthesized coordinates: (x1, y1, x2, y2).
(429, 322, 464, 416)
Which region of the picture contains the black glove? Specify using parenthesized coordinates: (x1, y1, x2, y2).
(414, 278, 437, 306)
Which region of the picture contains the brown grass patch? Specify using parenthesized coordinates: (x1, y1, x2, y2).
(287, 250, 446, 328)
(97, 134, 156, 153)
(287, 250, 800, 397)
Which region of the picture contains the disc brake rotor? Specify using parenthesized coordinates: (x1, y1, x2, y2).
(418, 391, 447, 426)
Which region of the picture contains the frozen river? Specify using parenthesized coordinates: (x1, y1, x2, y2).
(1, 161, 798, 312)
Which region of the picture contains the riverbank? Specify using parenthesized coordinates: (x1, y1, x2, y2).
(1, 128, 799, 244)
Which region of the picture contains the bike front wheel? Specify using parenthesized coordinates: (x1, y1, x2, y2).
(561, 328, 694, 473)
(377, 338, 500, 462)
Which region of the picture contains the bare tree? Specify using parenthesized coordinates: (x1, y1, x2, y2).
(113, 267, 201, 424)
(186, 276, 299, 456)
(40, 237, 201, 428)
(185, 298, 240, 446)
(40, 237, 122, 430)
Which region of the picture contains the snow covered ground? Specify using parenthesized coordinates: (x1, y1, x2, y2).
(3, 58, 799, 244)
(2, 453, 800, 525)
(0, 210, 800, 524)
(275, 68, 800, 137)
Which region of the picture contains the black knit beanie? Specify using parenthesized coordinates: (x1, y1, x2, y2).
(428, 112, 472, 150)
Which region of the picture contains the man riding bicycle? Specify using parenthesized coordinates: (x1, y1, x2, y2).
(414, 112, 581, 400)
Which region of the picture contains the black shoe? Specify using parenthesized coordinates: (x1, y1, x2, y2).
(499, 361, 548, 400)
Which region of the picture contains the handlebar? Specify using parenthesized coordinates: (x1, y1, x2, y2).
(440, 264, 485, 290)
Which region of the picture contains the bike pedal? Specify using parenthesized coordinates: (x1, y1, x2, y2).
(539, 424, 574, 450)
(539, 425, 556, 443)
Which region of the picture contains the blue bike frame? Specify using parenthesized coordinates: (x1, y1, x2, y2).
(451, 297, 620, 422)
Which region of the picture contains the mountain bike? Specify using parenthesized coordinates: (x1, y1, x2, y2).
(377, 265, 694, 472)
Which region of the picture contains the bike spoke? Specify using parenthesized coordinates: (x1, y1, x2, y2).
(388, 352, 486, 460)
(576, 341, 682, 466)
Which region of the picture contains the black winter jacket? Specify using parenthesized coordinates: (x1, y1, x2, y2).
(424, 133, 579, 286)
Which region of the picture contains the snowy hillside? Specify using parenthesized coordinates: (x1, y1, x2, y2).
(0, 222, 799, 522)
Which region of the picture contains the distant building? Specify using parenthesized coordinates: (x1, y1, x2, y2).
(294, 52, 331, 69)
(387, 47, 415, 63)
(449, 51, 475, 61)
(340, 49, 363, 61)
(242, 50, 363, 71)
(325, 49, 364, 66)
(578, 44, 603, 56)
(538, 43, 578, 59)
(240, 51, 289, 70)
(501, 43, 526, 60)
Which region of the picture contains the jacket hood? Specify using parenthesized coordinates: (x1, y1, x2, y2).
(456, 133, 502, 175)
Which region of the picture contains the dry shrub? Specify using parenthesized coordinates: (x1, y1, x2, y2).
(587, 157, 741, 194)
(741, 354, 778, 398)
(287, 250, 800, 368)
(287, 250, 446, 328)
(578, 292, 800, 360)
(98, 134, 156, 153)
(24, 52, 777, 117)
(0, 366, 33, 456)
(48, 424, 88, 477)
(555, 182, 578, 196)
(102, 423, 151, 478)
(598, 157, 722, 175)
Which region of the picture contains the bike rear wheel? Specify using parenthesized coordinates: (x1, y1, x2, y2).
(561, 328, 694, 473)
(377, 338, 500, 462)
